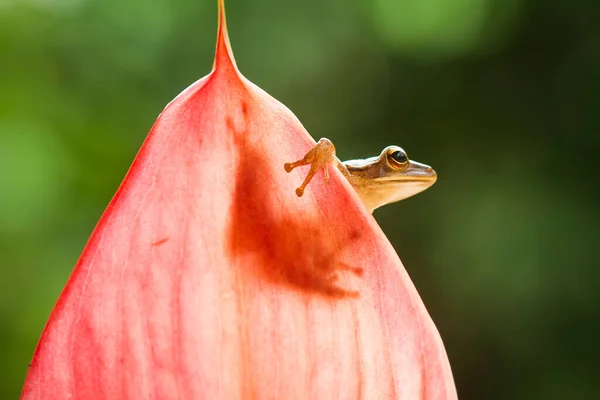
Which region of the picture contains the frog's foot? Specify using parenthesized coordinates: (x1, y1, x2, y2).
(284, 138, 337, 197)
(321, 272, 360, 298)
(339, 263, 364, 277)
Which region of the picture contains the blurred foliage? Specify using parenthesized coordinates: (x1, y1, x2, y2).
(1, 0, 599, 398)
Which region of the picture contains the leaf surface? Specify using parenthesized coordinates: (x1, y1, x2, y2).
(22, 2, 457, 399)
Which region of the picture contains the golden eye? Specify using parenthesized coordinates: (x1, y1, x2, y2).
(387, 148, 408, 169)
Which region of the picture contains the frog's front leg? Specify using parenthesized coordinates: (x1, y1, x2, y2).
(284, 138, 345, 197)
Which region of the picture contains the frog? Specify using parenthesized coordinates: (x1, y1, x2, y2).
(284, 138, 437, 213)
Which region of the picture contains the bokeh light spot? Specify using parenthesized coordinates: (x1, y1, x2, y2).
(0, 121, 71, 233)
(371, 0, 490, 58)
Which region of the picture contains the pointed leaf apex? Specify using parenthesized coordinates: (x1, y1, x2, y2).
(214, 0, 238, 72)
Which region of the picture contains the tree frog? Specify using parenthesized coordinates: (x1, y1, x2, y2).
(284, 138, 437, 213)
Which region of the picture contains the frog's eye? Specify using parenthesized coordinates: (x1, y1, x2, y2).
(388, 148, 408, 168)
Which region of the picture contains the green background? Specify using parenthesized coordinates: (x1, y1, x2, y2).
(1, 0, 599, 398)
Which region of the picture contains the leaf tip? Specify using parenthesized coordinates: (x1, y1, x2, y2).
(214, 0, 237, 72)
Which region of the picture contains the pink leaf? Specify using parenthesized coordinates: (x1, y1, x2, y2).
(22, 1, 457, 398)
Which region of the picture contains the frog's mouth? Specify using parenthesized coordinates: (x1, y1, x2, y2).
(378, 160, 437, 185)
